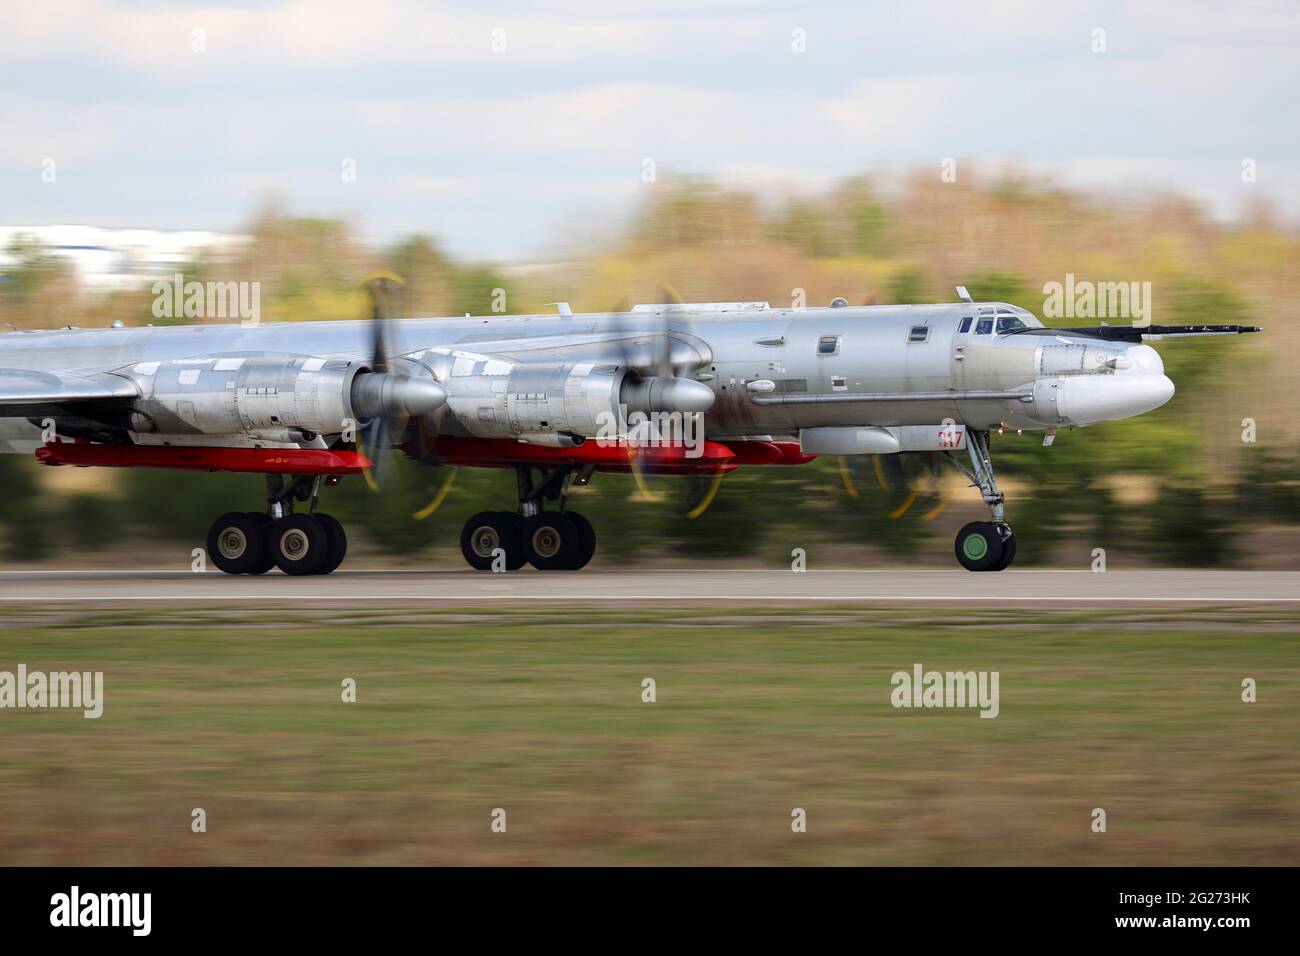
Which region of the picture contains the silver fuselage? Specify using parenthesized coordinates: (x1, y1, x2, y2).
(0, 301, 1175, 452)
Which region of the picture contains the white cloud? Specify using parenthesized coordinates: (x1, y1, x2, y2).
(0, 0, 781, 66)
(2, 0, 1298, 257)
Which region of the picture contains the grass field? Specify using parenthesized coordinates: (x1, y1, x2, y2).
(0, 604, 1297, 865)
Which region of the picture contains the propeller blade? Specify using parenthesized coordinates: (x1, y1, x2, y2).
(371, 319, 389, 374)
(657, 283, 684, 305)
(415, 410, 439, 461)
(604, 285, 720, 513)
(357, 273, 412, 490)
(361, 414, 391, 490)
(364, 272, 405, 372)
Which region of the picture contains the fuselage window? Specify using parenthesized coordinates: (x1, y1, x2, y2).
(975, 318, 994, 335)
(817, 335, 840, 355)
(996, 317, 1027, 333)
(958, 317, 973, 333)
(907, 325, 930, 343)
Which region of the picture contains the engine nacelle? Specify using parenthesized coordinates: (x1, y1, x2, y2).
(127, 355, 364, 440)
(439, 359, 715, 441)
(442, 361, 625, 441)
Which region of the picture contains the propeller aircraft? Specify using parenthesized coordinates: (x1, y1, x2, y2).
(0, 281, 1259, 573)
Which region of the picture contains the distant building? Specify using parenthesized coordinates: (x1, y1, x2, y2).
(0, 225, 250, 292)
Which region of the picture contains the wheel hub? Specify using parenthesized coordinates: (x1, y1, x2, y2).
(472, 527, 500, 557)
(218, 528, 247, 560)
(962, 533, 989, 561)
(532, 527, 561, 558)
(280, 528, 310, 561)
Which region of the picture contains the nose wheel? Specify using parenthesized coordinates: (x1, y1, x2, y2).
(954, 521, 1016, 572)
(947, 430, 1017, 572)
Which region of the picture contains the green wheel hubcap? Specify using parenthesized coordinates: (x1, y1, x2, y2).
(963, 533, 989, 561)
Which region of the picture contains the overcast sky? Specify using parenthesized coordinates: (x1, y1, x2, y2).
(2, 0, 1297, 259)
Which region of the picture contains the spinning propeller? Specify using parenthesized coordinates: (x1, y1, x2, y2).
(354, 274, 447, 490)
(604, 285, 725, 513)
(835, 450, 949, 522)
(608, 285, 714, 424)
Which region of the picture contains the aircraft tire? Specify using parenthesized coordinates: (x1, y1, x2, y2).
(521, 512, 580, 571)
(207, 511, 270, 575)
(954, 521, 1005, 572)
(565, 511, 596, 570)
(992, 531, 1017, 571)
(314, 513, 348, 575)
(461, 511, 525, 571)
(492, 512, 529, 569)
(270, 514, 329, 576)
(243, 512, 277, 574)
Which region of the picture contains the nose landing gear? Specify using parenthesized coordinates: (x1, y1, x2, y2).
(458, 465, 597, 571)
(949, 430, 1017, 572)
(205, 474, 349, 575)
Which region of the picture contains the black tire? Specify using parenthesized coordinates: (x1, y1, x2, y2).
(243, 513, 276, 575)
(461, 511, 525, 571)
(992, 531, 1017, 571)
(493, 512, 528, 569)
(314, 513, 348, 575)
(522, 513, 580, 571)
(954, 521, 1005, 572)
(566, 511, 596, 570)
(206, 511, 270, 575)
(269, 514, 329, 576)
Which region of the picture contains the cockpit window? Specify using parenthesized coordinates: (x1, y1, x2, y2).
(975, 318, 994, 335)
(996, 317, 1028, 333)
(958, 317, 973, 333)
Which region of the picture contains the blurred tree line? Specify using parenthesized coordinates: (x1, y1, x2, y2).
(2, 172, 1298, 567)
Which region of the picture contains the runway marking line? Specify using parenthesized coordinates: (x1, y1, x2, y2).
(1, 595, 1299, 604)
(5, 568, 1294, 576)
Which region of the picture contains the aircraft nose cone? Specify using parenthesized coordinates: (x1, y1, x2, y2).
(1057, 373, 1174, 425)
(659, 377, 716, 413)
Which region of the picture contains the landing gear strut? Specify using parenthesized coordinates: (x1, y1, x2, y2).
(205, 473, 348, 575)
(459, 464, 597, 571)
(948, 430, 1016, 572)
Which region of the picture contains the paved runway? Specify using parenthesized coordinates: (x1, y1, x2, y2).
(0, 568, 1298, 606)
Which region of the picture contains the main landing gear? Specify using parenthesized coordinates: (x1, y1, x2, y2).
(206, 474, 348, 575)
(949, 429, 1017, 572)
(459, 464, 596, 571)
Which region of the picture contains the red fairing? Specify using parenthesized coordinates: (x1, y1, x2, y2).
(725, 441, 818, 466)
(419, 436, 739, 475)
(35, 440, 372, 475)
(32, 435, 814, 477)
